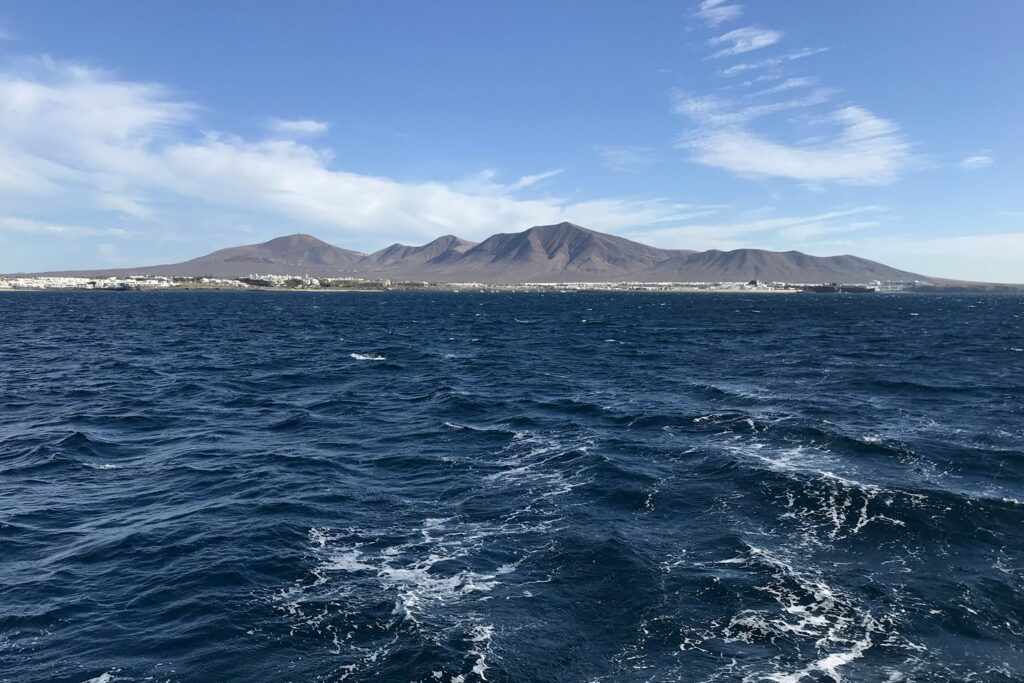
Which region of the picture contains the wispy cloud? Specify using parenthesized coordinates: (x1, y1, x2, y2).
(0, 217, 133, 238)
(695, 0, 742, 26)
(267, 118, 329, 136)
(751, 76, 816, 97)
(720, 47, 830, 77)
(675, 88, 838, 127)
(509, 169, 564, 190)
(709, 27, 781, 58)
(628, 206, 887, 251)
(959, 154, 993, 171)
(681, 3, 912, 186)
(779, 219, 879, 240)
(593, 145, 657, 172)
(454, 168, 564, 193)
(680, 105, 913, 185)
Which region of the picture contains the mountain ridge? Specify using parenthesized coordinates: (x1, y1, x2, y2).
(27, 222, 934, 284)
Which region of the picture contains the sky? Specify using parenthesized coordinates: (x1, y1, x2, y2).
(0, 1, 1022, 281)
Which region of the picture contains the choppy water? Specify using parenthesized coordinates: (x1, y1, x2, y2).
(1, 291, 1023, 682)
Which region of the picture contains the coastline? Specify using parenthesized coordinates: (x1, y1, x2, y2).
(4, 276, 1018, 294)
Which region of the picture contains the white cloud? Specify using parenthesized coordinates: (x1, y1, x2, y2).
(721, 48, 829, 77)
(593, 145, 656, 172)
(267, 118, 329, 136)
(449, 168, 564, 193)
(696, 0, 742, 26)
(680, 7, 915, 187)
(628, 206, 886, 251)
(0, 216, 133, 238)
(959, 154, 992, 171)
(679, 104, 914, 185)
(709, 27, 781, 58)
(509, 169, 564, 190)
(675, 88, 837, 127)
(751, 76, 815, 97)
(0, 56, 707, 254)
(778, 219, 878, 240)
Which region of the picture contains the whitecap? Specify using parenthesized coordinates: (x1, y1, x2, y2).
(713, 544, 887, 682)
(350, 353, 386, 361)
(468, 624, 495, 680)
(82, 674, 116, 683)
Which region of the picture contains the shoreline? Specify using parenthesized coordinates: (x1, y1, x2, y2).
(4, 278, 1018, 294)
(0, 284, 950, 295)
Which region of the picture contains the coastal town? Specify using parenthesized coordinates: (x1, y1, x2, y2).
(0, 274, 935, 293)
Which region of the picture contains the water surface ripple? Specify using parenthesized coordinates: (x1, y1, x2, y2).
(1, 291, 1022, 682)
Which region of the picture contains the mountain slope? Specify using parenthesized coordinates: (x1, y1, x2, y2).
(651, 248, 919, 284)
(417, 222, 693, 281)
(361, 235, 477, 271)
(160, 233, 365, 276)
(28, 223, 929, 283)
(42, 234, 366, 278)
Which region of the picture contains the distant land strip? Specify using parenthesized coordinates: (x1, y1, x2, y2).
(6, 222, 1021, 290)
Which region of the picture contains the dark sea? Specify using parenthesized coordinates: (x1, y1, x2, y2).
(1, 291, 1023, 683)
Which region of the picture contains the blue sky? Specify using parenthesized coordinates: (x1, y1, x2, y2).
(1, 1, 1022, 281)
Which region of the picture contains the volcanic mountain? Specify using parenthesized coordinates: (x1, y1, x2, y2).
(35, 222, 928, 283)
(361, 235, 477, 271)
(47, 233, 365, 278)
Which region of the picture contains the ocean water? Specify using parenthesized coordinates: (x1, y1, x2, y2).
(1, 291, 1022, 683)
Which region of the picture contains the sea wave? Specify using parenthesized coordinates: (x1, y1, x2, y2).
(1, 290, 1021, 681)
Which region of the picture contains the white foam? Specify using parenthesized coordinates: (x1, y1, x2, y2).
(722, 439, 911, 542)
(82, 674, 115, 683)
(323, 549, 375, 572)
(714, 545, 884, 682)
(764, 633, 872, 682)
(275, 430, 592, 677)
(469, 624, 495, 680)
(278, 516, 530, 678)
(350, 353, 386, 361)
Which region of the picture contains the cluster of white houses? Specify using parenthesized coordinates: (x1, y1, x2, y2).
(0, 274, 373, 290)
(0, 274, 936, 292)
(0, 276, 175, 290)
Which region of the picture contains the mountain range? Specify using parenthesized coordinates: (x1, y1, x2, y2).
(36, 222, 931, 284)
